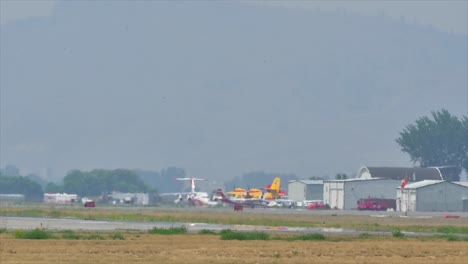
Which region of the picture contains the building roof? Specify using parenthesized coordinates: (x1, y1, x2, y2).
(454, 182, 468, 188)
(289, 180, 323, 185)
(324, 178, 397, 183)
(401, 180, 468, 190)
(402, 180, 443, 189)
(358, 167, 443, 181)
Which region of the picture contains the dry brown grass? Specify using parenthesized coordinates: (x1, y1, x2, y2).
(1, 233, 467, 264)
(1, 207, 468, 263)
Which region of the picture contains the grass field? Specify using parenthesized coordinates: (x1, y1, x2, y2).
(1, 206, 467, 263)
(1, 232, 468, 264)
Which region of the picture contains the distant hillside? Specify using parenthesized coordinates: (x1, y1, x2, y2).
(1, 1, 466, 181)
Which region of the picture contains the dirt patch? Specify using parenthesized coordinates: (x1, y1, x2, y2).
(1, 234, 467, 264)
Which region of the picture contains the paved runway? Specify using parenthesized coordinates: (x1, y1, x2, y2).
(1, 212, 466, 238)
(1, 205, 467, 237)
(0, 215, 385, 235)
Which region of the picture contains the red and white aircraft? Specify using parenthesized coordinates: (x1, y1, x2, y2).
(172, 178, 218, 207)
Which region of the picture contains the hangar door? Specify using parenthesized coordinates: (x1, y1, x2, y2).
(329, 185, 344, 209)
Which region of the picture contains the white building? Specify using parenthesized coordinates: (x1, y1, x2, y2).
(323, 178, 400, 210)
(287, 180, 323, 203)
(0, 194, 25, 203)
(398, 180, 468, 212)
(43, 193, 78, 204)
(108, 192, 151, 205)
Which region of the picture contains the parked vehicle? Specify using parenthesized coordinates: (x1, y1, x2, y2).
(84, 200, 95, 208)
(307, 201, 327, 210)
(357, 198, 396, 211)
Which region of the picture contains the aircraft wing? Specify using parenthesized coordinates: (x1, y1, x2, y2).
(159, 192, 193, 196)
(216, 189, 269, 208)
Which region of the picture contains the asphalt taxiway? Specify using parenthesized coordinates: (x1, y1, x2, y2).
(1, 205, 467, 237)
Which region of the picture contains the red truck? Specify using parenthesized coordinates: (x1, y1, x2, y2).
(84, 200, 95, 208)
(307, 201, 327, 210)
(357, 198, 395, 211)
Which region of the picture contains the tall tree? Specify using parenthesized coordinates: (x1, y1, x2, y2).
(462, 116, 468, 171)
(396, 109, 468, 180)
(0, 174, 44, 202)
(63, 169, 149, 197)
(44, 182, 64, 193)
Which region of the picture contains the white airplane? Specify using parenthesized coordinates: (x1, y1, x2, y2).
(160, 178, 218, 207)
(186, 191, 218, 207)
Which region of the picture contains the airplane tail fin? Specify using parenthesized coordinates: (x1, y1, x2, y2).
(265, 177, 281, 199)
(216, 189, 238, 205)
(270, 177, 281, 192)
(216, 189, 227, 199)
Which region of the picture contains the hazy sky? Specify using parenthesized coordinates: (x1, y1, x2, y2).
(1, 0, 467, 181)
(1, 0, 467, 34)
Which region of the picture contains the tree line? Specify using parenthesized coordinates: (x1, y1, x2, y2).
(0, 167, 188, 201)
(0, 174, 44, 202)
(47, 167, 190, 197)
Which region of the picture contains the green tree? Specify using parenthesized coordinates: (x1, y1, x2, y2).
(308, 176, 325, 180)
(44, 182, 64, 193)
(109, 169, 148, 193)
(462, 116, 468, 171)
(159, 167, 186, 192)
(0, 174, 44, 202)
(63, 169, 149, 197)
(63, 170, 91, 196)
(396, 109, 468, 180)
(335, 173, 348, 180)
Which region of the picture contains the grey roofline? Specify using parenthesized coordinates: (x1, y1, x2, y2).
(324, 178, 394, 183)
(398, 180, 468, 190)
